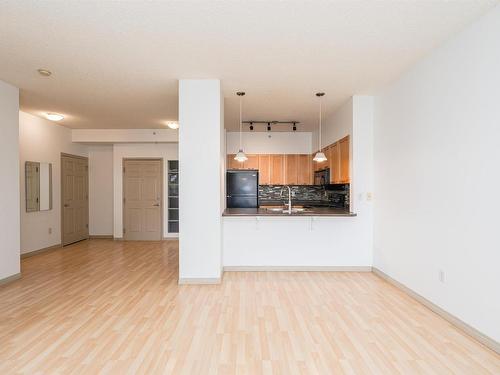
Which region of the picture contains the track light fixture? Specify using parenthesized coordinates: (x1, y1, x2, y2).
(292, 122, 297, 131)
(267, 122, 271, 131)
(249, 122, 254, 131)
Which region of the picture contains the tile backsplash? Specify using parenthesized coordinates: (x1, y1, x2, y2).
(259, 184, 350, 209)
(259, 185, 327, 202)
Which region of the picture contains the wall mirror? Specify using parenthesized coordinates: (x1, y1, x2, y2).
(25, 161, 52, 212)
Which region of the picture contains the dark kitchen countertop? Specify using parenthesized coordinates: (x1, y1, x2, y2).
(223, 207, 356, 217)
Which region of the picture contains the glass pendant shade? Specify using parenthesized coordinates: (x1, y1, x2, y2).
(234, 150, 248, 162)
(313, 151, 327, 162)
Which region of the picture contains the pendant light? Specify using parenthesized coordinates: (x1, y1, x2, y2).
(234, 91, 248, 162)
(313, 92, 327, 162)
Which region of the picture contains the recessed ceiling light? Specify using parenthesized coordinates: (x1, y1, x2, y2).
(166, 121, 179, 129)
(45, 113, 64, 121)
(37, 69, 52, 77)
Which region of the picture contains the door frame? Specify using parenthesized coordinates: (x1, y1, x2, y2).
(60, 153, 89, 246)
(122, 158, 164, 241)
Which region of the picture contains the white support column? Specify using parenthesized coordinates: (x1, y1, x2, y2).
(0, 80, 20, 283)
(178, 80, 224, 284)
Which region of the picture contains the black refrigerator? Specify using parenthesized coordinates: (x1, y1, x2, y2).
(226, 170, 259, 208)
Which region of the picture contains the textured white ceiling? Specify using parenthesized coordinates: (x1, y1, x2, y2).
(0, 1, 497, 130)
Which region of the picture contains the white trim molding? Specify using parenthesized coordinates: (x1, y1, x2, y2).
(373, 268, 500, 354)
(223, 266, 372, 272)
(178, 278, 222, 285)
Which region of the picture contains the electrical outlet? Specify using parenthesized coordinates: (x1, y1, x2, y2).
(439, 269, 445, 283)
(366, 192, 373, 201)
(48, 227, 52, 235)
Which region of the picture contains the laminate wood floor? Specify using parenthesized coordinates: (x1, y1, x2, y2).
(0, 239, 498, 374)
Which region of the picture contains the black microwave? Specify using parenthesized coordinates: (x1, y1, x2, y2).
(314, 168, 330, 186)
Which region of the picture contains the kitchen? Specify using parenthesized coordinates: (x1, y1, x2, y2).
(225, 135, 351, 215)
(225, 92, 353, 217)
(222, 94, 373, 270)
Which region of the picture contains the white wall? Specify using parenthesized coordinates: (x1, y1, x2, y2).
(112, 143, 179, 238)
(88, 145, 114, 236)
(0, 80, 20, 280)
(179, 79, 224, 281)
(19, 111, 87, 254)
(373, 7, 500, 342)
(314, 98, 353, 151)
(223, 216, 371, 268)
(226, 131, 312, 154)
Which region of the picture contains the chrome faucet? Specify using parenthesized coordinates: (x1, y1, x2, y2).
(280, 185, 292, 214)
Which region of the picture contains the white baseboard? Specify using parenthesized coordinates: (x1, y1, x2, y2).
(178, 277, 221, 285)
(89, 235, 113, 239)
(223, 266, 372, 272)
(0, 273, 21, 286)
(373, 267, 499, 355)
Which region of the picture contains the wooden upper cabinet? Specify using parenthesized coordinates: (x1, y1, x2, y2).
(297, 154, 312, 185)
(227, 154, 240, 170)
(258, 155, 271, 185)
(321, 146, 329, 171)
(270, 155, 284, 185)
(285, 154, 298, 185)
(227, 154, 259, 170)
(329, 142, 340, 183)
(244, 154, 259, 170)
(339, 136, 350, 183)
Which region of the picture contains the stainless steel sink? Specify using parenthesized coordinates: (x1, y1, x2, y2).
(264, 207, 312, 214)
(265, 207, 285, 212)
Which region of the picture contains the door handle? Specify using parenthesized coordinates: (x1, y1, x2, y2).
(64, 204, 69, 207)
(153, 203, 160, 207)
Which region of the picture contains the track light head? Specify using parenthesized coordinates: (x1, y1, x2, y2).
(267, 122, 271, 131)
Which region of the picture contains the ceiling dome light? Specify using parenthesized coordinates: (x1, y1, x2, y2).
(313, 92, 327, 163)
(166, 121, 179, 129)
(45, 113, 64, 121)
(234, 91, 247, 163)
(37, 69, 52, 77)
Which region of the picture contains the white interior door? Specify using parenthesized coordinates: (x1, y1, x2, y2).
(123, 159, 162, 241)
(61, 154, 89, 246)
